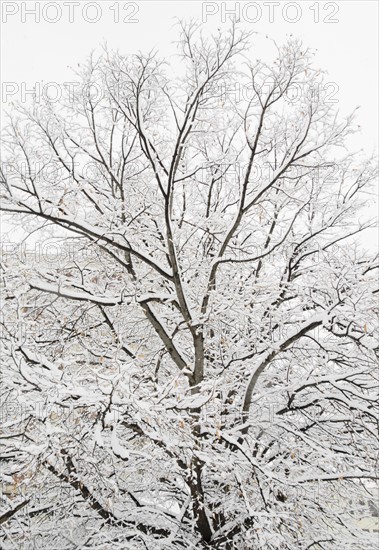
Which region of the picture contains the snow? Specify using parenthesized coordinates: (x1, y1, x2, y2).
(111, 425, 130, 460)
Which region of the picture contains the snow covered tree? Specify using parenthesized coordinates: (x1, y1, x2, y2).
(1, 22, 378, 549)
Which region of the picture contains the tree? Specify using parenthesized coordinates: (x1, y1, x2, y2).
(0, 22, 378, 550)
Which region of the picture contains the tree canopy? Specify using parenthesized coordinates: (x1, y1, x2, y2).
(0, 22, 378, 550)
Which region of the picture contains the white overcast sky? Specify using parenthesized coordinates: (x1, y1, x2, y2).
(0, 0, 378, 247)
